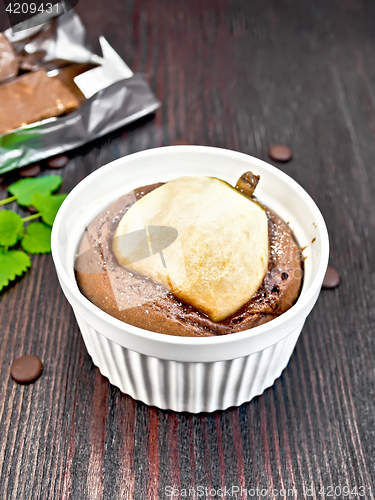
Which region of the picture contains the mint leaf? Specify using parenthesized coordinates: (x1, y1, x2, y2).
(0, 210, 24, 247)
(31, 193, 67, 226)
(8, 176, 62, 206)
(21, 222, 52, 254)
(0, 248, 31, 291)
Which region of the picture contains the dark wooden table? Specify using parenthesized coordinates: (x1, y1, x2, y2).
(1, 0, 375, 498)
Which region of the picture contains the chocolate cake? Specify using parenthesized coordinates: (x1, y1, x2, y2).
(75, 180, 303, 337)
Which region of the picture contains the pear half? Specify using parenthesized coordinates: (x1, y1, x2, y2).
(112, 176, 269, 321)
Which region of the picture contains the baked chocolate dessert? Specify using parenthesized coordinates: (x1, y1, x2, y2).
(75, 174, 303, 337)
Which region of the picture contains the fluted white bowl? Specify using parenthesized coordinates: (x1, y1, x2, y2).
(51, 146, 329, 412)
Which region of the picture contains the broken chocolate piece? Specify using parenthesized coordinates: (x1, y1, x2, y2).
(0, 68, 80, 136)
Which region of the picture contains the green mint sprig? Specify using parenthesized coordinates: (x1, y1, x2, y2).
(0, 175, 62, 206)
(0, 175, 66, 291)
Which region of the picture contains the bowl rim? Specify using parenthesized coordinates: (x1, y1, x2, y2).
(52, 145, 329, 349)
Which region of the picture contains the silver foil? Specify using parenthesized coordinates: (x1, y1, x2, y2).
(0, 11, 160, 174)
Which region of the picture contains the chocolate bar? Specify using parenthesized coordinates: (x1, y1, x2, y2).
(0, 68, 80, 135)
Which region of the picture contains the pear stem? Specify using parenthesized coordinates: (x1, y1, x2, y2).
(235, 171, 260, 198)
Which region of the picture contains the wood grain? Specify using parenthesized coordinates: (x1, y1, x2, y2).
(1, 0, 375, 498)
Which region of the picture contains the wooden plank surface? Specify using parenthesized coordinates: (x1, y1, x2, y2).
(0, 0, 374, 498)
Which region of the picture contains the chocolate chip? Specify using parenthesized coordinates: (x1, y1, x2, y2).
(268, 145, 293, 163)
(323, 266, 340, 289)
(281, 272, 289, 280)
(19, 165, 41, 177)
(48, 155, 69, 169)
(11, 355, 43, 384)
(271, 286, 279, 293)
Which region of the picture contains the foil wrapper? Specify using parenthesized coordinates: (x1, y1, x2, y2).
(0, 11, 160, 174)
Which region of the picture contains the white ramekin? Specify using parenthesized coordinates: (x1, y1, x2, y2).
(51, 146, 329, 412)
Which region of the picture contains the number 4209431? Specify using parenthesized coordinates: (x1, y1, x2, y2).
(5, 3, 60, 14)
